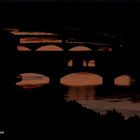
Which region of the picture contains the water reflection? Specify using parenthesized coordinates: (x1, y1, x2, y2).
(65, 86, 96, 101)
(65, 84, 140, 118)
(115, 75, 131, 86)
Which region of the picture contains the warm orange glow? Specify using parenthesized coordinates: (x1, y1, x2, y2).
(88, 60, 95, 67)
(36, 45, 63, 51)
(66, 86, 96, 101)
(16, 73, 49, 90)
(115, 75, 131, 86)
(61, 72, 102, 86)
(69, 46, 91, 51)
(17, 46, 31, 51)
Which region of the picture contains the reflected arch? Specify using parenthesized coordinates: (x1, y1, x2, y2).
(16, 73, 50, 90)
(60, 72, 102, 86)
(36, 45, 63, 51)
(69, 46, 92, 51)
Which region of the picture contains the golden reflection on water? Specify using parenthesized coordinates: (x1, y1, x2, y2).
(20, 37, 61, 43)
(66, 86, 96, 101)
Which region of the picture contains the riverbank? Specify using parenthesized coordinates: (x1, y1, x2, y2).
(5, 85, 139, 137)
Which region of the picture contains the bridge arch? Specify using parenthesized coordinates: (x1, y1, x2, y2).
(36, 45, 63, 51)
(69, 46, 92, 51)
(83, 60, 87, 67)
(60, 72, 103, 86)
(114, 74, 133, 86)
(88, 60, 95, 67)
(68, 59, 88, 67)
(16, 73, 50, 90)
(17, 46, 31, 51)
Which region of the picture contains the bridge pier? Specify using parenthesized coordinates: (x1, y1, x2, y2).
(102, 74, 114, 87)
(73, 58, 83, 68)
(49, 75, 60, 87)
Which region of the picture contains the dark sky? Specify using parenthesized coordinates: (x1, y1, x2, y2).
(0, 0, 139, 33)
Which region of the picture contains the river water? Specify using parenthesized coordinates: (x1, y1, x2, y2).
(13, 29, 140, 118)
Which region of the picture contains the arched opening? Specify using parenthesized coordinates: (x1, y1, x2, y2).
(88, 60, 95, 67)
(16, 73, 49, 90)
(114, 75, 132, 86)
(68, 60, 73, 67)
(17, 46, 31, 51)
(83, 60, 87, 67)
(69, 46, 92, 51)
(36, 45, 63, 51)
(98, 47, 112, 51)
(60, 72, 102, 86)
